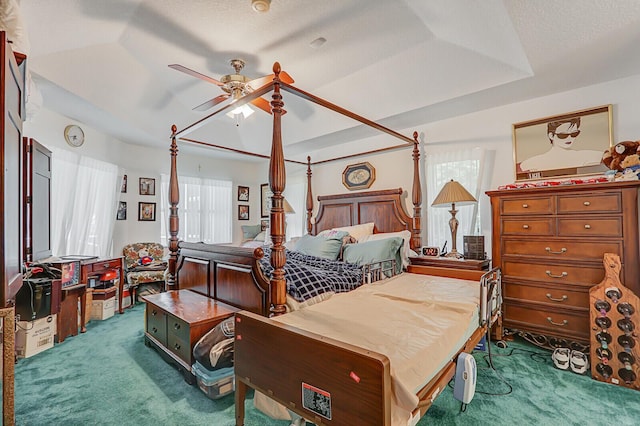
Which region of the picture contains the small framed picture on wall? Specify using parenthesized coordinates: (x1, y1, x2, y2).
(121, 174, 127, 193)
(238, 185, 249, 202)
(117, 201, 127, 220)
(139, 177, 156, 195)
(238, 205, 249, 221)
(138, 202, 156, 221)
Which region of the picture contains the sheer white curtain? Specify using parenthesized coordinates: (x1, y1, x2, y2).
(425, 148, 486, 251)
(50, 148, 120, 257)
(160, 175, 232, 245)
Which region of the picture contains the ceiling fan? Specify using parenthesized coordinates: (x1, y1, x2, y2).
(168, 59, 294, 114)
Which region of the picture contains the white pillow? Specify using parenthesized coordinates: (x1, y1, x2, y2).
(359, 230, 412, 269)
(319, 222, 374, 242)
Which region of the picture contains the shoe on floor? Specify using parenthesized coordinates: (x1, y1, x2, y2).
(570, 350, 589, 375)
(552, 347, 571, 370)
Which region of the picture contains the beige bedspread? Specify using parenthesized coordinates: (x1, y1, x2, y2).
(271, 272, 481, 425)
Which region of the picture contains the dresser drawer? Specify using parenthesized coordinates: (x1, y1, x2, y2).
(557, 193, 621, 214)
(502, 260, 604, 287)
(502, 239, 623, 261)
(502, 218, 554, 236)
(146, 307, 167, 345)
(557, 217, 622, 237)
(504, 282, 588, 309)
(505, 304, 590, 340)
(167, 330, 191, 363)
(502, 197, 553, 215)
(167, 315, 191, 362)
(85, 258, 122, 274)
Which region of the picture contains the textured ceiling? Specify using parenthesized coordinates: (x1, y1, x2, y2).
(17, 0, 640, 162)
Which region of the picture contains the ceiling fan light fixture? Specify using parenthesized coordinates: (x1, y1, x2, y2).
(251, 0, 271, 13)
(226, 103, 255, 119)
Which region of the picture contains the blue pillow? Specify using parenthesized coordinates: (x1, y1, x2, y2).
(241, 224, 262, 241)
(342, 237, 404, 274)
(293, 231, 349, 260)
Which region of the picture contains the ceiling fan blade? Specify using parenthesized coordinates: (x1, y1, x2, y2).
(250, 97, 272, 114)
(193, 94, 229, 111)
(168, 64, 223, 86)
(279, 71, 294, 84)
(247, 70, 295, 90)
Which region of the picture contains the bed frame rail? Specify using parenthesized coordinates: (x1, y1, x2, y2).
(234, 311, 392, 425)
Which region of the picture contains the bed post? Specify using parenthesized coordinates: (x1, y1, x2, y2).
(306, 156, 313, 234)
(411, 131, 422, 250)
(269, 62, 287, 316)
(167, 125, 179, 290)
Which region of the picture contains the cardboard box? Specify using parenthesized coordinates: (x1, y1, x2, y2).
(90, 298, 115, 320)
(115, 287, 132, 310)
(16, 315, 57, 358)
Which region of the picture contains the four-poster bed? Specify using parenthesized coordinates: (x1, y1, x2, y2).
(165, 62, 501, 425)
(167, 62, 422, 316)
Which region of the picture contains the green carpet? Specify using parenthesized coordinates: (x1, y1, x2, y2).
(14, 304, 639, 425)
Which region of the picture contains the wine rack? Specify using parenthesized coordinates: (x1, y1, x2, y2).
(589, 253, 639, 390)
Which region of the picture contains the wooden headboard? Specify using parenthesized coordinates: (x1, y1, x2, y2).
(313, 188, 417, 248)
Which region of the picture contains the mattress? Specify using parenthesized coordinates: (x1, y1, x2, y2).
(272, 272, 481, 425)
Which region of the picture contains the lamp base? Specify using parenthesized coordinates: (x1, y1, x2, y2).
(444, 250, 464, 259)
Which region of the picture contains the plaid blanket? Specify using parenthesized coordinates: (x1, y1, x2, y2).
(259, 248, 363, 302)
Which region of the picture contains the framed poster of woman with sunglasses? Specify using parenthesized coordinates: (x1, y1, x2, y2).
(513, 105, 612, 181)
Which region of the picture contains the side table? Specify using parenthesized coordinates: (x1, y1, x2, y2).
(408, 256, 491, 281)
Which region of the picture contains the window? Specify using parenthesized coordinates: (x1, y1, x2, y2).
(160, 175, 232, 245)
(50, 148, 120, 257)
(425, 148, 486, 251)
(284, 179, 306, 240)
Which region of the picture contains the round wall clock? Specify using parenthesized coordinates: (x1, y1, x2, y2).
(64, 124, 85, 147)
(342, 161, 376, 190)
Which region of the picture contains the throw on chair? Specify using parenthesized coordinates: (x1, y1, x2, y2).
(122, 242, 167, 305)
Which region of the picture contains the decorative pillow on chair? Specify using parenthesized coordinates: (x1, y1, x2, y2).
(293, 231, 350, 260)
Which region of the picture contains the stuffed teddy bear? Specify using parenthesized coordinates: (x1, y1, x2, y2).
(602, 140, 640, 171)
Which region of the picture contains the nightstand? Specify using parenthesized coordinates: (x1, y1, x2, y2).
(407, 256, 491, 280)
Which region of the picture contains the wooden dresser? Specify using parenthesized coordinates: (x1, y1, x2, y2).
(142, 290, 239, 383)
(487, 181, 640, 350)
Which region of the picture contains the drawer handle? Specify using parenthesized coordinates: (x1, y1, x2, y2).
(103, 263, 110, 269)
(152, 327, 158, 333)
(583, 201, 591, 206)
(545, 247, 567, 255)
(584, 224, 591, 229)
(522, 203, 528, 208)
(151, 310, 157, 316)
(174, 343, 181, 350)
(522, 224, 530, 229)
(547, 317, 568, 327)
(545, 270, 568, 279)
(174, 323, 181, 330)
(546, 293, 568, 302)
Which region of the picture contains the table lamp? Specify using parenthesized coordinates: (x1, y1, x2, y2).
(431, 180, 477, 258)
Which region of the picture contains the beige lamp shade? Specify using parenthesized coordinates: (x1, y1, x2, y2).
(283, 198, 296, 214)
(431, 180, 477, 207)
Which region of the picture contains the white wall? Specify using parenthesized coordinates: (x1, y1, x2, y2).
(24, 108, 266, 255)
(308, 72, 640, 252)
(24, 72, 640, 256)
